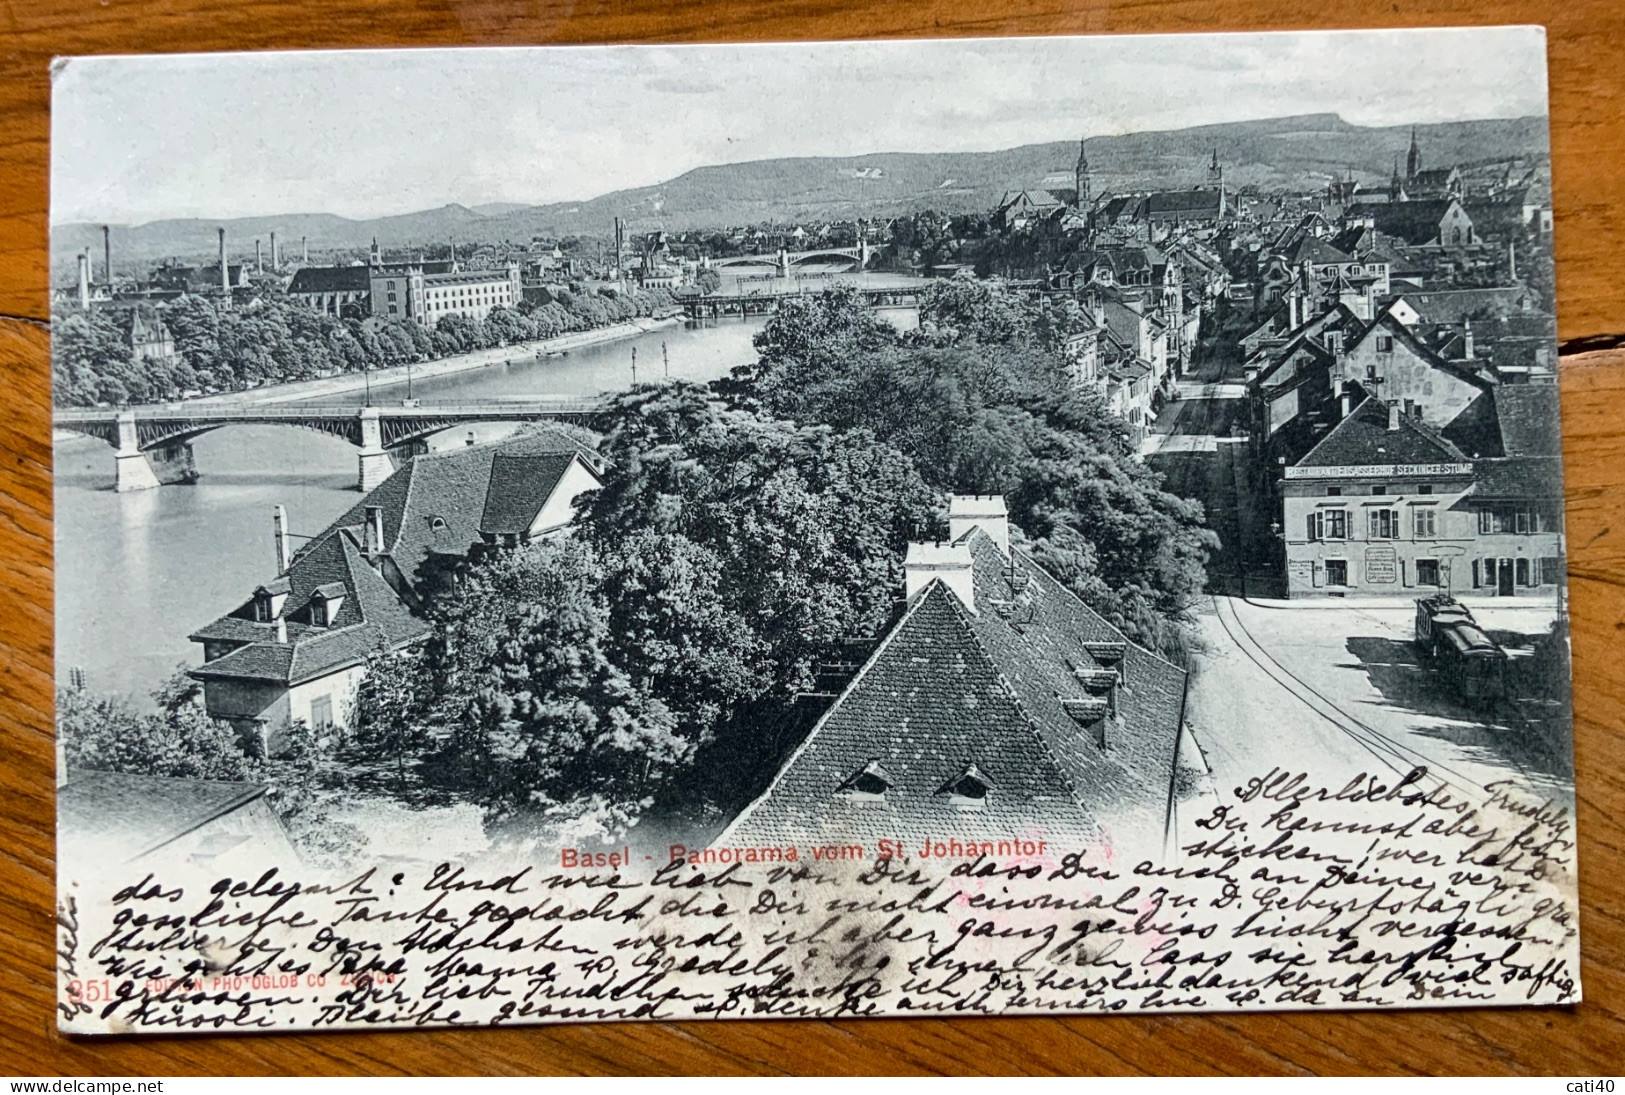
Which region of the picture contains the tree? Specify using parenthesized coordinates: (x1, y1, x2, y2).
(730, 283, 1216, 649)
(57, 668, 254, 781)
(349, 646, 436, 792)
(426, 537, 688, 825)
(584, 382, 940, 703)
(694, 268, 722, 295)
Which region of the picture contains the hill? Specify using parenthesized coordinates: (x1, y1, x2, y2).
(52, 112, 1548, 275)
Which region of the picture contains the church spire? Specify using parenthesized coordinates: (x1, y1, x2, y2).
(1075, 135, 1090, 211)
(1407, 126, 1421, 181)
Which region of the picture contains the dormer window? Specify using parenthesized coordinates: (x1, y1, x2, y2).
(938, 764, 992, 809)
(838, 760, 892, 803)
(310, 598, 328, 628)
(253, 594, 273, 623)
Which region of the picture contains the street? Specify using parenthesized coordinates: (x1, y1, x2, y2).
(1148, 360, 1572, 835)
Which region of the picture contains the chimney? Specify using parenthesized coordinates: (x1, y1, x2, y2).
(1387, 399, 1402, 431)
(218, 227, 229, 294)
(102, 225, 111, 286)
(275, 615, 288, 643)
(302, 236, 309, 263)
(273, 504, 292, 575)
(255, 238, 263, 273)
(364, 505, 385, 556)
(465, 430, 476, 447)
(904, 540, 976, 613)
(76, 251, 90, 309)
(1462, 318, 1475, 361)
(948, 494, 1010, 556)
(1508, 239, 1517, 281)
(1339, 385, 1352, 420)
(270, 230, 279, 270)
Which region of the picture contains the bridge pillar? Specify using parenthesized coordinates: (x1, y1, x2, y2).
(113, 410, 161, 492)
(357, 408, 393, 492)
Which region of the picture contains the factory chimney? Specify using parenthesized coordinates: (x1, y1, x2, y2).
(76, 251, 90, 309)
(218, 227, 229, 295)
(302, 236, 309, 264)
(273, 504, 292, 575)
(255, 238, 263, 273)
(270, 230, 279, 270)
(102, 225, 111, 286)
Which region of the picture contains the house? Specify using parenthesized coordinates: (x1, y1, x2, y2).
(1345, 198, 1476, 247)
(286, 264, 374, 317)
(716, 496, 1188, 859)
(190, 429, 601, 753)
(57, 771, 298, 870)
(1278, 387, 1564, 599)
(1331, 304, 1495, 431)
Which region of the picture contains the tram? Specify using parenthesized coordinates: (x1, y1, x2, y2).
(1414, 594, 1507, 707)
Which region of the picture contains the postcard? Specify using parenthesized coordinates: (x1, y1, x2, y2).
(50, 28, 1577, 1033)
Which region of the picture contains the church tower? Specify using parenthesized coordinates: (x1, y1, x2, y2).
(1208, 148, 1225, 219)
(1390, 154, 1407, 201)
(1074, 136, 1090, 215)
(1406, 126, 1422, 181)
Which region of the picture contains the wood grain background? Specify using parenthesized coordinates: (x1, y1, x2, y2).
(1, 0, 1621, 1075)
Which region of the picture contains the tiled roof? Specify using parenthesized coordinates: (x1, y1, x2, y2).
(190, 430, 594, 687)
(1144, 189, 1222, 217)
(1347, 199, 1464, 245)
(479, 453, 578, 536)
(58, 771, 273, 863)
(286, 265, 372, 294)
(1493, 386, 1563, 457)
(1402, 287, 1535, 324)
(1296, 395, 1468, 469)
(1284, 234, 1353, 267)
(1473, 456, 1564, 500)
(719, 530, 1186, 856)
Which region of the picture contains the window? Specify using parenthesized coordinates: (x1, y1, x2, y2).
(1326, 486, 1342, 497)
(1540, 556, 1563, 585)
(1376, 335, 1394, 353)
(1416, 559, 1441, 586)
(1516, 558, 1532, 586)
(1413, 507, 1437, 538)
(1418, 484, 1433, 495)
(388, 305, 398, 315)
(1369, 508, 1400, 539)
(252, 595, 272, 623)
(1304, 509, 1351, 543)
(310, 597, 328, 627)
(840, 760, 892, 802)
(1372, 485, 1387, 496)
(939, 765, 992, 808)
(309, 695, 333, 730)
(1324, 560, 1348, 586)
(1478, 508, 1496, 535)
(387, 280, 396, 290)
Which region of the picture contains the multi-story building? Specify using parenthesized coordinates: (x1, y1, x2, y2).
(287, 240, 524, 325)
(1279, 389, 1563, 599)
(717, 495, 1188, 860)
(190, 429, 601, 753)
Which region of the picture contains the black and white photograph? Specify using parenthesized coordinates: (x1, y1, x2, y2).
(50, 29, 1579, 1032)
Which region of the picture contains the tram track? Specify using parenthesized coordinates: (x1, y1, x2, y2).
(1209, 591, 1492, 799)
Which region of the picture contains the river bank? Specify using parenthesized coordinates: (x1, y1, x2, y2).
(196, 314, 688, 408)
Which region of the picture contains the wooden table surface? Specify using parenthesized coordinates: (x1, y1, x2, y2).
(1, 0, 1621, 1075)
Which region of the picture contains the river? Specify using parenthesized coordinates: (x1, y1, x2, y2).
(56, 276, 922, 703)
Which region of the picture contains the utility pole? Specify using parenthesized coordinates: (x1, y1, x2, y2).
(631, 346, 638, 386)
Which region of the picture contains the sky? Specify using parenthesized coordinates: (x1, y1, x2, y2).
(50, 27, 1550, 226)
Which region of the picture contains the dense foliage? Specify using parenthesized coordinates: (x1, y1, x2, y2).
(52, 282, 678, 407)
(737, 281, 1216, 647)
